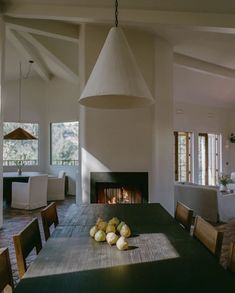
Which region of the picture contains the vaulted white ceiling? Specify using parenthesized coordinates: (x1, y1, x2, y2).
(3, 0, 235, 14)
(2, 0, 235, 106)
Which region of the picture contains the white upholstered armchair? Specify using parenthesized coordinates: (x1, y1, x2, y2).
(11, 175, 48, 210)
(47, 171, 66, 201)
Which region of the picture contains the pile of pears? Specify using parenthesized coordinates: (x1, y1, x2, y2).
(89, 217, 131, 250)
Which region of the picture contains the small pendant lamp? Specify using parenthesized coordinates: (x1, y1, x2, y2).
(79, 0, 154, 109)
(4, 61, 37, 140)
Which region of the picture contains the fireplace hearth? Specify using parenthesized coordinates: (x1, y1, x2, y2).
(90, 172, 148, 204)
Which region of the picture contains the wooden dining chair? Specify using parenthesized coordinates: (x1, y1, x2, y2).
(41, 202, 59, 241)
(193, 216, 223, 257)
(227, 242, 235, 273)
(13, 218, 42, 279)
(175, 201, 193, 231)
(0, 247, 14, 292)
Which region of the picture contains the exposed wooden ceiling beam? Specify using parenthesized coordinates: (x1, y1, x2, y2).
(5, 16, 79, 43)
(18, 31, 79, 83)
(174, 53, 235, 80)
(7, 28, 51, 81)
(3, 3, 235, 35)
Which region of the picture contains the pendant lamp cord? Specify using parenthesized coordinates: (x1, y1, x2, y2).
(115, 0, 118, 27)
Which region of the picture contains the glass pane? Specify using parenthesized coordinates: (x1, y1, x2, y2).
(51, 122, 79, 166)
(198, 135, 206, 185)
(208, 134, 221, 186)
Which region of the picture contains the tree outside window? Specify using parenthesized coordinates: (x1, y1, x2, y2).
(3, 122, 39, 166)
(51, 122, 79, 166)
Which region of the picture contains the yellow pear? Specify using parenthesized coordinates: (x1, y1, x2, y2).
(116, 236, 128, 250)
(89, 225, 98, 238)
(106, 232, 119, 245)
(120, 224, 131, 238)
(108, 217, 120, 226)
(117, 221, 125, 233)
(97, 221, 108, 231)
(96, 217, 103, 226)
(106, 224, 116, 234)
(94, 230, 106, 242)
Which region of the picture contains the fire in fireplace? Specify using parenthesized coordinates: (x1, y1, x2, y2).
(96, 183, 142, 204)
(90, 172, 148, 204)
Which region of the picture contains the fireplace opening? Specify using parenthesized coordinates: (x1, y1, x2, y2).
(90, 172, 148, 204)
(97, 183, 142, 204)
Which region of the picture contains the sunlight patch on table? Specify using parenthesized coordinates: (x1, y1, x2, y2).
(26, 234, 179, 278)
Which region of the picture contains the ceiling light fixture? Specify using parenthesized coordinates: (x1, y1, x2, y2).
(4, 61, 37, 140)
(79, 0, 154, 109)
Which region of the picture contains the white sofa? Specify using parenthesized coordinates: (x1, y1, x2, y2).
(175, 182, 235, 223)
(217, 192, 235, 222)
(174, 183, 219, 222)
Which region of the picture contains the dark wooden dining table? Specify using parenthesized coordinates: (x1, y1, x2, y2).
(14, 204, 234, 292)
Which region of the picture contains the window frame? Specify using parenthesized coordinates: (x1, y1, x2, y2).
(198, 133, 209, 185)
(198, 133, 222, 186)
(174, 131, 192, 182)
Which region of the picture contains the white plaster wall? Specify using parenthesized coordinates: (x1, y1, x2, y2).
(174, 102, 229, 134)
(80, 25, 154, 203)
(3, 77, 47, 172)
(3, 76, 80, 195)
(151, 37, 174, 215)
(174, 101, 230, 176)
(227, 107, 235, 173)
(44, 77, 80, 195)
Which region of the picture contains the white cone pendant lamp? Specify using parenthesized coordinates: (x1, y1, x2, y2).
(79, 1, 154, 109)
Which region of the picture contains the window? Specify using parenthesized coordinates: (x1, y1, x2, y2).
(198, 133, 221, 185)
(174, 132, 192, 182)
(3, 122, 39, 166)
(50, 122, 79, 166)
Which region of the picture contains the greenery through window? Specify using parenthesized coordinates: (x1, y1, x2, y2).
(51, 122, 79, 166)
(3, 122, 39, 166)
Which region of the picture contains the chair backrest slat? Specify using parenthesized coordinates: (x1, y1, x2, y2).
(175, 201, 193, 231)
(13, 218, 42, 279)
(193, 216, 223, 257)
(228, 242, 235, 273)
(41, 202, 59, 241)
(0, 247, 14, 291)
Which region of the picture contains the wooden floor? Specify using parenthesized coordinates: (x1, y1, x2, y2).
(0, 197, 234, 285)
